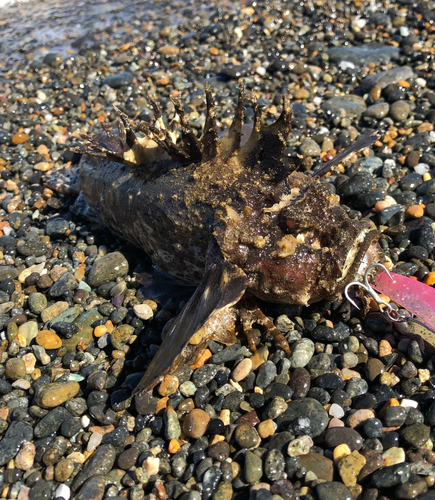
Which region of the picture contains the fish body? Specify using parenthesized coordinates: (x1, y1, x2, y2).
(59, 84, 380, 393)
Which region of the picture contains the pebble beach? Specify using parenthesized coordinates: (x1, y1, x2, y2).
(1, 0, 435, 499)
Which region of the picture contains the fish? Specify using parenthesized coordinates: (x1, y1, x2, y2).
(47, 83, 381, 396)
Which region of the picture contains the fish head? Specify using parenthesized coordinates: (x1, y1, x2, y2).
(216, 171, 381, 306)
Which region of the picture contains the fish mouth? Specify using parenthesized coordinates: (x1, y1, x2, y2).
(339, 227, 380, 283)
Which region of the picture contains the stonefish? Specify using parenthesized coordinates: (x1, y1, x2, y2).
(51, 84, 381, 395)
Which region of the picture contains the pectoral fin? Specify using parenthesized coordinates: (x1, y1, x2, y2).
(133, 260, 248, 395)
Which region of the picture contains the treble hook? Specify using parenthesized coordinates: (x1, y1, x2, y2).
(345, 262, 394, 313)
(345, 262, 435, 335)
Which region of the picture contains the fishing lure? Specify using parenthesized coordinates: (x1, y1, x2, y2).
(346, 262, 435, 336)
(48, 84, 382, 395)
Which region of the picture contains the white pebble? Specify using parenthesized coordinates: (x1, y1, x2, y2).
(55, 484, 71, 500)
(80, 414, 91, 428)
(384, 158, 396, 168)
(352, 18, 366, 28)
(414, 163, 430, 176)
(400, 26, 410, 37)
(133, 303, 154, 320)
(329, 403, 345, 419)
(144, 457, 160, 475)
(415, 77, 427, 88)
(256, 66, 266, 76)
(339, 61, 355, 70)
(401, 398, 418, 408)
(87, 432, 103, 453)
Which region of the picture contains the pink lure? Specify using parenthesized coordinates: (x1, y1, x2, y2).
(374, 271, 435, 332)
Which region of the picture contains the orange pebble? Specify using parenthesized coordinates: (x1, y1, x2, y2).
(169, 439, 181, 454)
(104, 320, 115, 333)
(94, 325, 107, 337)
(190, 348, 212, 370)
(380, 398, 400, 418)
(375, 200, 391, 212)
(406, 204, 425, 219)
(156, 397, 169, 414)
(333, 443, 351, 463)
(424, 272, 435, 286)
(379, 339, 393, 357)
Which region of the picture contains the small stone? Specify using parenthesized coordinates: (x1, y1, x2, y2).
(71, 445, 116, 492)
(287, 436, 312, 457)
(55, 458, 75, 482)
(324, 427, 363, 451)
(299, 139, 321, 157)
(322, 95, 366, 117)
(15, 441, 35, 470)
(18, 321, 38, 345)
(382, 447, 405, 466)
(118, 447, 139, 470)
(390, 101, 411, 121)
(244, 450, 263, 484)
(87, 252, 129, 287)
(400, 423, 430, 448)
(36, 329, 62, 349)
(0, 421, 33, 466)
(290, 338, 315, 368)
(28, 293, 47, 315)
(183, 409, 210, 438)
(159, 374, 179, 397)
(12, 132, 28, 145)
(5, 358, 26, 380)
(232, 358, 252, 382)
(164, 407, 181, 440)
(276, 398, 328, 437)
(299, 453, 334, 481)
(110, 324, 135, 350)
(258, 420, 276, 439)
(338, 450, 366, 487)
(40, 301, 69, 322)
(371, 463, 410, 488)
(102, 72, 134, 89)
(234, 424, 261, 449)
(133, 303, 154, 320)
(35, 381, 80, 409)
(347, 409, 375, 428)
(316, 482, 352, 500)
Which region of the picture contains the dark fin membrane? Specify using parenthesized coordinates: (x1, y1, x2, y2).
(237, 93, 295, 181)
(200, 83, 219, 161)
(217, 81, 246, 158)
(44, 165, 80, 195)
(312, 131, 379, 178)
(135, 266, 196, 309)
(133, 260, 247, 395)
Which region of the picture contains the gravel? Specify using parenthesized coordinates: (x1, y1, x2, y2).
(1, 0, 435, 499)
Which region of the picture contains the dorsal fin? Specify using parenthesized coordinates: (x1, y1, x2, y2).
(257, 95, 293, 175)
(217, 81, 246, 158)
(236, 92, 262, 166)
(170, 96, 203, 162)
(199, 82, 219, 161)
